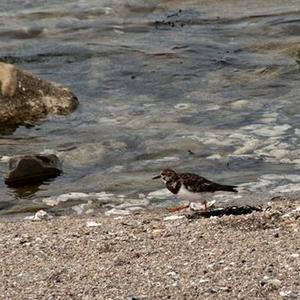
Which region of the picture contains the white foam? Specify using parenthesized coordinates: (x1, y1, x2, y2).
(115, 198, 149, 209)
(105, 208, 130, 216)
(233, 139, 261, 155)
(40, 149, 57, 156)
(254, 124, 291, 137)
(72, 203, 92, 215)
(43, 192, 91, 206)
(241, 179, 273, 191)
(205, 104, 221, 111)
(241, 124, 291, 137)
(270, 184, 300, 194)
(0, 156, 10, 163)
(43, 191, 116, 206)
(261, 174, 300, 183)
(147, 188, 172, 200)
(269, 149, 290, 159)
(230, 99, 249, 109)
(260, 112, 278, 124)
(260, 174, 284, 181)
(174, 103, 192, 110)
(207, 154, 222, 160)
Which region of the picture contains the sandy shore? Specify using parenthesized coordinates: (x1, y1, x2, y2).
(0, 199, 299, 300)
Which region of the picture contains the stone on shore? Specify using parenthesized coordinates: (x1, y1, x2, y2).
(24, 210, 53, 221)
(4, 154, 62, 186)
(0, 62, 78, 126)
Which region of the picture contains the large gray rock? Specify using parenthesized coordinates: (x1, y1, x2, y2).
(0, 62, 78, 126)
(4, 154, 62, 186)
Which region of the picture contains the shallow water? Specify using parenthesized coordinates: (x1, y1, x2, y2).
(0, 0, 299, 218)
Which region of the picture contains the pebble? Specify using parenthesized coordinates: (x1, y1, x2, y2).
(24, 210, 53, 221)
(280, 290, 298, 299)
(163, 215, 184, 221)
(199, 278, 210, 283)
(86, 221, 102, 227)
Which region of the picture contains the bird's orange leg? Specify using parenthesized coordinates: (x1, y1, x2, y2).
(204, 200, 208, 212)
(168, 203, 190, 213)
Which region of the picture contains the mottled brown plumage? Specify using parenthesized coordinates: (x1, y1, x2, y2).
(153, 168, 237, 195)
(178, 172, 237, 194)
(152, 169, 237, 211)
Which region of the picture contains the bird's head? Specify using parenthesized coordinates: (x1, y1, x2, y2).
(152, 168, 178, 183)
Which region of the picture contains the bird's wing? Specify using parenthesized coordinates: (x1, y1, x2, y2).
(178, 173, 218, 193)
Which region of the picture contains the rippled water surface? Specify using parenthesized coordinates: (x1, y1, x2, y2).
(0, 0, 300, 218)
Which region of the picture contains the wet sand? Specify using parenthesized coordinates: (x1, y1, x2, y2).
(0, 199, 299, 299)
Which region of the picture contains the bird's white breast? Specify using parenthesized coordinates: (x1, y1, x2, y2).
(177, 185, 205, 203)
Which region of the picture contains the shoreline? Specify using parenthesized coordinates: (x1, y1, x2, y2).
(0, 199, 299, 299)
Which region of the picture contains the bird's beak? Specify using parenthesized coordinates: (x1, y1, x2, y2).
(152, 175, 161, 180)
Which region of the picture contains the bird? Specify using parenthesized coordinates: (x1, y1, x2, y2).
(152, 168, 238, 212)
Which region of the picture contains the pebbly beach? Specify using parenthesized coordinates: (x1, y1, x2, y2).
(0, 199, 299, 300)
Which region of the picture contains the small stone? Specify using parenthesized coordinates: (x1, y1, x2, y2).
(25, 210, 53, 221)
(113, 257, 128, 267)
(152, 229, 163, 235)
(199, 278, 209, 283)
(219, 286, 231, 292)
(280, 290, 298, 299)
(166, 271, 177, 277)
(86, 221, 101, 227)
(261, 275, 269, 286)
(207, 288, 217, 294)
(163, 215, 184, 221)
(268, 279, 281, 289)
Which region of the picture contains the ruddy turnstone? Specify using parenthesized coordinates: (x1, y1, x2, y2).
(152, 168, 237, 212)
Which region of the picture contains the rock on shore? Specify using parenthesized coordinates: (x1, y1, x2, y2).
(0, 62, 78, 126)
(4, 154, 62, 186)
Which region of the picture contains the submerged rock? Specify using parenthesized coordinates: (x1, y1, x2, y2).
(4, 154, 62, 186)
(0, 62, 78, 126)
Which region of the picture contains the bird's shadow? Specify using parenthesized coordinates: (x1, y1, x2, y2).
(185, 205, 263, 219)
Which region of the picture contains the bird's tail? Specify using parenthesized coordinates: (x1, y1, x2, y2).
(218, 184, 238, 193)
